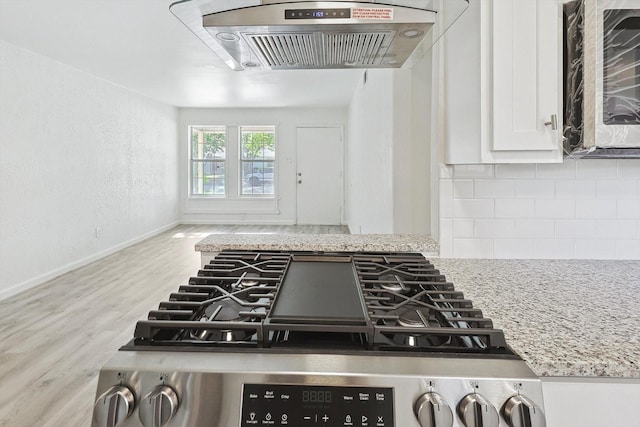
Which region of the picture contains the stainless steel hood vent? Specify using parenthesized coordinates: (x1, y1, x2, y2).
(169, 1, 470, 71)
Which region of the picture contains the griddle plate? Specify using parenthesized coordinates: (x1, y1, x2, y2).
(268, 261, 367, 325)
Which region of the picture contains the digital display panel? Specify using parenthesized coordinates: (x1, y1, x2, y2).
(285, 8, 351, 19)
(302, 390, 332, 403)
(241, 384, 394, 426)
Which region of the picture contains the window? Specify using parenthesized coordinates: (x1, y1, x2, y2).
(240, 126, 276, 196)
(190, 126, 226, 196)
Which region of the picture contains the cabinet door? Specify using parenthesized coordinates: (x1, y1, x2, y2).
(485, 0, 562, 153)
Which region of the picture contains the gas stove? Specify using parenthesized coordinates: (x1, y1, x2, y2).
(92, 251, 546, 427)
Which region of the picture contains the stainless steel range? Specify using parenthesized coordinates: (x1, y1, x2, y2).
(92, 251, 546, 427)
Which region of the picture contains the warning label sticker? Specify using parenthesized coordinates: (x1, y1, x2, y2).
(351, 7, 394, 20)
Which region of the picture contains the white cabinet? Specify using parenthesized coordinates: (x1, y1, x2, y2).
(444, 0, 563, 164)
(541, 377, 640, 427)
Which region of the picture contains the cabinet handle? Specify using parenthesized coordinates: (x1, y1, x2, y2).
(544, 114, 558, 130)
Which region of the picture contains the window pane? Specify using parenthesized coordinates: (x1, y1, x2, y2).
(190, 126, 226, 197)
(241, 161, 274, 195)
(191, 126, 226, 160)
(192, 161, 225, 196)
(240, 126, 276, 196)
(241, 126, 275, 160)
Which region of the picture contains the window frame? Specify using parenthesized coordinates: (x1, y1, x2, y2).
(188, 125, 227, 198)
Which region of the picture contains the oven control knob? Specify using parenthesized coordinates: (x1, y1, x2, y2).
(139, 385, 179, 427)
(502, 395, 546, 427)
(93, 385, 135, 427)
(414, 392, 453, 427)
(457, 393, 499, 427)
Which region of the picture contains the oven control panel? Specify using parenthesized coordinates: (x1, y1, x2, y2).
(241, 384, 394, 427)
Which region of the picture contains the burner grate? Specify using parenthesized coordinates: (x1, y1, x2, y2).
(133, 251, 289, 347)
(353, 254, 509, 352)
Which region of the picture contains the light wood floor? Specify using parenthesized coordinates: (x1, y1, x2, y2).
(0, 224, 348, 427)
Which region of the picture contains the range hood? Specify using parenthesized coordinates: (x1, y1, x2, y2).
(170, 0, 468, 71)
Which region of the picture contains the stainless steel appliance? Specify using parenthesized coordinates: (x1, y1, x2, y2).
(92, 251, 546, 427)
(565, 0, 640, 153)
(168, 0, 469, 70)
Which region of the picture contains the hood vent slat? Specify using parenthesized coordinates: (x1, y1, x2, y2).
(249, 33, 318, 67)
(246, 31, 393, 69)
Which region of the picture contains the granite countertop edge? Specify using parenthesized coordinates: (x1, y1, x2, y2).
(194, 233, 440, 255)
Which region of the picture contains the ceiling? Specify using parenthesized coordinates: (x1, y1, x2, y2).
(0, 0, 363, 108)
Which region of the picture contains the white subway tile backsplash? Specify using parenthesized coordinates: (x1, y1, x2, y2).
(533, 239, 575, 259)
(439, 219, 453, 257)
(474, 219, 515, 238)
(438, 158, 640, 260)
(596, 180, 638, 199)
(453, 219, 474, 238)
(440, 179, 453, 219)
(536, 160, 576, 179)
(474, 179, 515, 199)
(617, 199, 640, 218)
(515, 180, 555, 199)
(534, 199, 576, 218)
(495, 199, 534, 218)
(617, 159, 640, 179)
(576, 200, 617, 219)
(595, 219, 638, 239)
(575, 240, 616, 259)
(453, 238, 494, 258)
(453, 164, 494, 179)
(453, 199, 494, 219)
(555, 180, 596, 199)
(495, 164, 536, 179)
(576, 159, 618, 179)
(615, 240, 640, 259)
(494, 239, 534, 258)
(554, 219, 596, 238)
(514, 219, 555, 238)
(452, 180, 474, 199)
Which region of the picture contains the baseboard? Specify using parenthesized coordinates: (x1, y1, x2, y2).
(0, 221, 180, 302)
(179, 219, 296, 225)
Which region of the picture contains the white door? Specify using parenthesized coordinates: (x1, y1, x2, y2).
(296, 127, 343, 225)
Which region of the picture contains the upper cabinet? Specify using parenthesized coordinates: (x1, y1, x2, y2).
(444, 0, 563, 163)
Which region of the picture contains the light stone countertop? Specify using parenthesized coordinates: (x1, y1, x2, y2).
(194, 233, 440, 255)
(431, 259, 640, 379)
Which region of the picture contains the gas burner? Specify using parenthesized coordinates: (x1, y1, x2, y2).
(379, 274, 409, 293)
(236, 272, 260, 289)
(192, 299, 256, 342)
(371, 305, 435, 328)
(195, 326, 253, 342)
(204, 299, 249, 322)
(386, 331, 451, 348)
(395, 306, 434, 328)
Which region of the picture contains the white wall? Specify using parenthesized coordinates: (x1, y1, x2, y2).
(346, 59, 434, 235)
(439, 160, 640, 259)
(0, 40, 180, 299)
(178, 108, 347, 224)
(347, 71, 395, 234)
